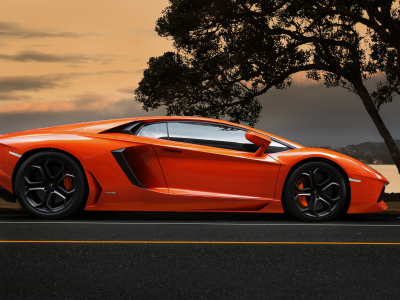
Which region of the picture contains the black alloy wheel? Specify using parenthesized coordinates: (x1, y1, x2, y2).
(283, 161, 347, 222)
(15, 152, 88, 219)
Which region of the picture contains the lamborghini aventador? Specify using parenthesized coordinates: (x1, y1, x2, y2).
(0, 116, 388, 221)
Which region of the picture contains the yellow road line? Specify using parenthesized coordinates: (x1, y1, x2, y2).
(0, 241, 400, 245)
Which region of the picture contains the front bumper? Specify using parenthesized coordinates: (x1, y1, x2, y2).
(345, 167, 389, 214)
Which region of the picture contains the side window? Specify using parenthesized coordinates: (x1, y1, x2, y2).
(167, 122, 256, 152)
(137, 123, 168, 139)
(167, 122, 291, 153)
(266, 140, 291, 153)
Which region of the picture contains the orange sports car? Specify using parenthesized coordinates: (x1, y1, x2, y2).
(0, 116, 388, 221)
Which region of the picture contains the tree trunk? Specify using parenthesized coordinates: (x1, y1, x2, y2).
(353, 80, 400, 175)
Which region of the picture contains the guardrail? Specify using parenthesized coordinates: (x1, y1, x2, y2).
(383, 193, 400, 202)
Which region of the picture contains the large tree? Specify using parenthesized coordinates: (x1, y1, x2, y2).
(135, 0, 400, 173)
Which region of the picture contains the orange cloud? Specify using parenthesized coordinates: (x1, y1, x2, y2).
(0, 94, 124, 114)
(0, 71, 133, 94)
(0, 21, 89, 39)
(0, 92, 33, 101)
(0, 50, 116, 64)
(116, 87, 137, 94)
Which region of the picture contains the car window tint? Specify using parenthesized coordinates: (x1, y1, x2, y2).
(266, 140, 292, 153)
(167, 122, 291, 153)
(137, 123, 168, 139)
(167, 122, 250, 151)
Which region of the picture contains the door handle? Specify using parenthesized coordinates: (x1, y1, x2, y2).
(163, 148, 182, 153)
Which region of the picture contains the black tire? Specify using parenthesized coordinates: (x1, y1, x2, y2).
(282, 161, 347, 222)
(15, 151, 88, 220)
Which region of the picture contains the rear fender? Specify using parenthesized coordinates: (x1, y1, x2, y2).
(0, 133, 143, 198)
(0, 133, 138, 177)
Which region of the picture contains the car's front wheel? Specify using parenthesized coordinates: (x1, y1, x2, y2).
(15, 151, 88, 219)
(283, 161, 347, 222)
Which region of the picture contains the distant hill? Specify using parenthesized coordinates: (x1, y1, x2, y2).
(321, 140, 400, 164)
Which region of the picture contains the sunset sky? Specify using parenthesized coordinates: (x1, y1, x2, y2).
(0, 0, 399, 147)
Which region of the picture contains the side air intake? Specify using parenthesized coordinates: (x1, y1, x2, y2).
(111, 149, 147, 189)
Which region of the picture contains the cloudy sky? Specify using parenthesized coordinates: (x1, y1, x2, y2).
(0, 0, 399, 147)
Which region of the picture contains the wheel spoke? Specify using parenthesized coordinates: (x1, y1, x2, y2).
(44, 159, 65, 180)
(53, 190, 66, 200)
(308, 195, 319, 217)
(53, 167, 65, 180)
(53, 190, 67, 208)
(295, 193, 311, 200)
(318, 196, 332, 213)
(299, 173, 314, 189)
(309, 196, 331, 217)
(31, 189, 50, 208)
(295, 193, 311, 212)
(54, 187, 72, 208)
(321, 182, 341, 202)
(320, 193, 341, 202)
(45, 191, 55, 212)
(298, 206, 311, 213)
(24, 165, 47, 185)
(312, 168, 320, 188)
(39, 190, 51, 207)
(318, 171, 332, 188)
(322, 182, 341, 192)
(25, 186, 46, 197)
(44, 159, 52, 179)
(295, 183, 311, 192)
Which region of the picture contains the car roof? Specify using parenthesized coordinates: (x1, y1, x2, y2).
(31, 116, 304, 148)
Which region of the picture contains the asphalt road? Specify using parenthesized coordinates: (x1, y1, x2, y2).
(1, 211, 400, 299)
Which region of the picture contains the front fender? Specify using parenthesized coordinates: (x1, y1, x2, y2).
(270, 148, 388, 214)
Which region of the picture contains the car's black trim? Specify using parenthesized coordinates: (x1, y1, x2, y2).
(163, 121, 293, 153)
(0, 188, 16, 203)
(377, 186, 385, 203)
(166, 121, 295, 150)
(103, 119, 296, 150)
(122, 122, 142, 135)
(111, 149, 147, 189)
(100, 121, 143, 135)
(104, 119, 296, 152)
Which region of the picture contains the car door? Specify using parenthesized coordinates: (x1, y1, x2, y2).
(150, 121, 281, 202)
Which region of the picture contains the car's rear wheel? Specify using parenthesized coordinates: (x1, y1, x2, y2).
(15, 152, 88, 219)
(283, 161, 347, 222)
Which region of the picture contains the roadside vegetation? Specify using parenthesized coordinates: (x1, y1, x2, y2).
(322, 140, 400, 164)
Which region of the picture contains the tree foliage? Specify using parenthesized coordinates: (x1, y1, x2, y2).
(135, 0, 400, 171)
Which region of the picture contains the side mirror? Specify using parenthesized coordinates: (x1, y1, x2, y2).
(245, 131, 271, 157)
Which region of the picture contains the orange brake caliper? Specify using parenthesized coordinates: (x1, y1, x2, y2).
(62, 171, 73, 192)
(296, 180, 308, 208)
